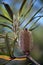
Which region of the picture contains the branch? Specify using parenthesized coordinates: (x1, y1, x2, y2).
(27, 55, 40, 65)
(0, 55, 40, 65)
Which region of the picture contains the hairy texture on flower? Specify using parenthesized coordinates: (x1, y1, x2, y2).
(19, 29, 33, 55)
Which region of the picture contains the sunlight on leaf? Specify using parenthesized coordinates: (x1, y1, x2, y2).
(0, 14, 12, 23)
(2, 2, 13, 20)
(0, 4, 12, 21)
(19, 0, 26, 16)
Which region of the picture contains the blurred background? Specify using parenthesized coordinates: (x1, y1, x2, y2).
(0, 0, 43, 65)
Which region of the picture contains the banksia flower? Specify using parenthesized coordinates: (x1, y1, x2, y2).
(19, 29, 33, 55)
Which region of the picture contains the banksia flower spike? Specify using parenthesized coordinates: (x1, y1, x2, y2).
(19, 28, 33, 56)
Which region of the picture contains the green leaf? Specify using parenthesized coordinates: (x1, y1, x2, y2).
(12, 37, 17, 56)
(30, 17, 41, 29)
(0, 34, 14, 40)
(33, 15, 43, 19)
(20, 0, 37, 26)
(24, 6, 43, 28)
(5, 34, 16, 59)
(19, 0, 26, 15)
(2, 2, 13, 20)
(29, 24, 40, 31)
(0, 14, 12, 22)
(0, 34, 5, 38)
(0, 23, 13, 30)
(28, 16, 43, 29)
(0, 4, 12, 21)
(5, 34, 11, 57)
(24, 0, 36, 17)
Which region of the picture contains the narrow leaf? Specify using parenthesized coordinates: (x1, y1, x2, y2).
(19, 0, 26, 15)
(0, 34, 14, 40)
(20, 0, 37, 26)
(24, 0, 35, 17)
(0, 4, 12, 20)
(0, 34, 4, 37)
(5, 34, 12, 57)
(30, 17, 41, 29)
(0, 48, 5, 54)
(5, 34, 16, 59)
(0, 14, 12, 22)
(24, 6, 43, 28)
(29, 24, 40, 31)
(2, 2, 13, 20)
(12, 37, 17, 56)
(33, 15, 43, 19)
(0, 23, 13, 30)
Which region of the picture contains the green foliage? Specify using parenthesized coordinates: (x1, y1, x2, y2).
(2, 2, 13, 20)
(0, 0, 43, 65)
